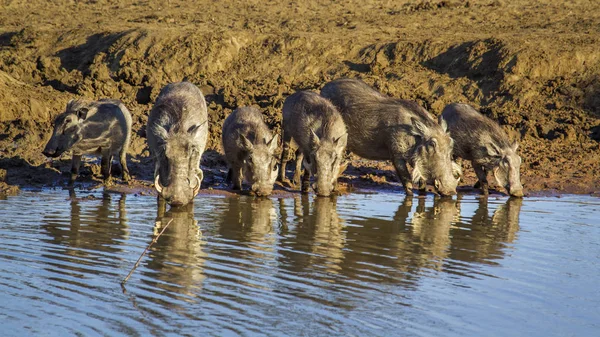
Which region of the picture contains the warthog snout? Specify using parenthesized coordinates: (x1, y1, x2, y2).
(42, 148, 60, 158)
(154, 174, 201, 206)
(251, 183, 273, 197)
(434, 179, 458, 197)
(509, 186, 524, 198)
(42, 141, 63, 158)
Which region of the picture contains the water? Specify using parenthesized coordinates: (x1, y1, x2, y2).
(0, 190, 598, 337)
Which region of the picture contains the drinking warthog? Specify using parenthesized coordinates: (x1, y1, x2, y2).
(222, 106, 279, 196)
(280, 91, 347, 197)
(147, 82, 208, 206)
(321, 78, 459, 196)
(42, 98, 132, 184)
(441, 103, 524, 197)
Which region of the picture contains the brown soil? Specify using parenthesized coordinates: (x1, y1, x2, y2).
(1, 0, 600, 197)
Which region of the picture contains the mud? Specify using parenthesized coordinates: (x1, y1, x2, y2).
(1, 0, 599, 197)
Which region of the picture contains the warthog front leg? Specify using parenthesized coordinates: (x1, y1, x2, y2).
(231, 165, 243, 190)
(279, 131, 293, 186)
(392, 156, 414, 196)
(473, 163, 489, 195)
(69, 154, 82, 185)
(293, 150, 304, 188)
(100, 150, 113, 183)
(301, 166, 310, 194)
(119, 148, 130, 182)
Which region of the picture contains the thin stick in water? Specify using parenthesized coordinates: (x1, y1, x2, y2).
(121, 218, 173, 285)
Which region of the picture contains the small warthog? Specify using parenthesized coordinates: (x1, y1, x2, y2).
(147, 82, 208, 206)
(222, 106, 279, 196)
(42, 98, 132, 183)
(321, 78, 459, 196)
(280, 91, 348, 197)
(441, 103, 524, 197)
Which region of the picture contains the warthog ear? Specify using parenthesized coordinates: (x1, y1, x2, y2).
(411, 118, 429, 137)
(153, 125, 169, 141)
(493, 166, 508, 188)
(338, 159, 349, 176)
(511, 141, 519, 152)
(310, 129, 321, 149)
(411, 164, 426, 187)
(77, 107, 89, 121)
(438, 116, 448, 133)
(267, 134, 278, 152)
(240, 134, 253, 151)
(484, 142, 502, 158)
(452, 161, 463, 181)
(334, 133, 348, 147)
(188, 120, 207, 136)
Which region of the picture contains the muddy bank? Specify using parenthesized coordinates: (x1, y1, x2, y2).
(1, 0, 600, 196)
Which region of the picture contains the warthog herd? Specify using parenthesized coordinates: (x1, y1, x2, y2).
(43, 78, 524, 206)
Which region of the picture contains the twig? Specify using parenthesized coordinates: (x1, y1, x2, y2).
(121, 218, 173, 285)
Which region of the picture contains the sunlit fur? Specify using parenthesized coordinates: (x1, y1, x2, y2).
(281, 91, 348, 197)
(42, 98, 132, 182)
(321, 78, 457, 196)
(441, 103, 523, 197)
(222, 107, 279, 196)
(147, 82, 208, 206)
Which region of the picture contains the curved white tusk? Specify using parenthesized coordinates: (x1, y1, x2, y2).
(154, 175, 163, 194)
(193, 175, 201, 196)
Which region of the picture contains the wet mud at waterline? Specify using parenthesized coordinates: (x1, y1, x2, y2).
(1, 0, 600, 196)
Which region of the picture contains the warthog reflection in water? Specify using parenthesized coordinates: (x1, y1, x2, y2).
(41, 190, 129, 259)
(275, 195, 522, 289)
(277, 195, 346, 275)
(144, 200, 206, 300)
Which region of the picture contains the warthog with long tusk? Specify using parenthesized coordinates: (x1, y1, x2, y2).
(147, 82, 208, 206)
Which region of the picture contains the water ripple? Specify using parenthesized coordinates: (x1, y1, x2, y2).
(0, 191, 598, 336)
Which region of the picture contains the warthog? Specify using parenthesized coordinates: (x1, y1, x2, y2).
(441, 103, 524, 197)
(321, 78, 459, 196)
(42, 98, 132, 183)
(280, 91, 348, 197)
(222, 106, 279, 196)
(147, 82, 208, 206)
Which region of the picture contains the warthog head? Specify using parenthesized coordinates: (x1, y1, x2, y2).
(487, 141, 523, 197)
(411, 118, 460, 196)
(303, 130, 348, 197)
(42, 100, 89, 158)
(240, 133, 279, 197)
(153, 123, 206, 206)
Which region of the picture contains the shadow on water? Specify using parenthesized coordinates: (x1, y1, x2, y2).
(41, 189, 129, 271)
(141, 199, 206, 302)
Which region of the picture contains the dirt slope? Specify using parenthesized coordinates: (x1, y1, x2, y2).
(1, 0, 599, 195)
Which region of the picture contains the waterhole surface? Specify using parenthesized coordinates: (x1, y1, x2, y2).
(0, 190, 598, 336)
